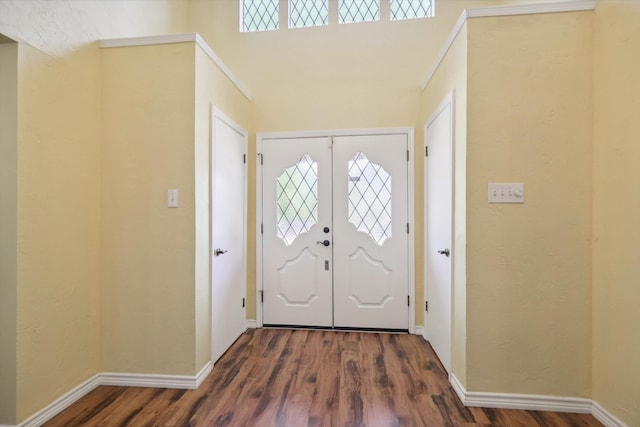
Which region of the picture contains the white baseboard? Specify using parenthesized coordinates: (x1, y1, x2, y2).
(592, 400, 628, 427)
(449, 373, 628, 427)
(19, 374, 101, 427)
(414, 326, 425, 336)
(245, 319, 258, 329)
(15, 362, 214, 427)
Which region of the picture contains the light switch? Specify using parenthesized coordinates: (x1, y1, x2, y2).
(168, 189, 179, 208)
(488, 183, 524, 203)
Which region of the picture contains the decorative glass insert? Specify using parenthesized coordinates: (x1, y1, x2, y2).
(289, 0, 329, 28)
(348, 152, 392, 245)
(242, 0, 279, 32)
(339, 0, 380, 24)
(390, 0, 434, 20)
(276, 154, 318, 245)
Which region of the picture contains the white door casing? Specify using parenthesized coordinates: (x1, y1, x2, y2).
(211, 109, 247, 363)
(259, 130, 414, 331)
(424, 92, 454, 373)
(333, 134, 409, 330)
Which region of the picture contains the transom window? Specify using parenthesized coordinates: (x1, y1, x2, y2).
(289, 0, 329, 28)
(241, 0, 434, 32)
(339, 0, 379, 24)
(391, 0, 434, 20)
(241, 0, 279, 32)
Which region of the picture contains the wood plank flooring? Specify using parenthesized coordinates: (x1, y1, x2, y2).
(44, 328, 602, 426)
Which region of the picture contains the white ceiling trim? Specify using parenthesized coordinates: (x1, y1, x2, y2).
(420, 0, 597, 91)
(99, 33, 253, 101)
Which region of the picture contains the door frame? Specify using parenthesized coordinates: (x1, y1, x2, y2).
(256, 127, 416, 333)
(423, 91, 455, 369)
(210, 106, 248, 362)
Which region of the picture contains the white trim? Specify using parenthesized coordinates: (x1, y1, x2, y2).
(99, 32, 252, 101)
(592, 401, 628, 427)
(420, 0, 596, 90)
(449, 373, 628, 427)
(14, 364, 213, 427)
(194, 361, 214, 388)
(18, 374, 101, 427)
(256, 127, 416, 333)
(100, 363, 212, 390)
(414, 326, 425, 336)
(246, 319, 258, 329)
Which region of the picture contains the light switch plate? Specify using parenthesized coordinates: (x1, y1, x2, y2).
(488, 183, 524, 203)
(168, 189, 179, 208)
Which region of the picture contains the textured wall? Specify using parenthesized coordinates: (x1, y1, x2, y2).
(101, 43, 197, 375)
(465, 11, 593, 397)
(420, 24, 468, 386)
(0, 40, 18, 426)
(593, 1, 640, 425)
(0, 0, 188, 422)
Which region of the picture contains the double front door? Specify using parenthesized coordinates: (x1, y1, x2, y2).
(260, 133, 409, 330)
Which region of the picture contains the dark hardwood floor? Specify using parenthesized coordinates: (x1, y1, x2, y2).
(44, 328, 602, 426)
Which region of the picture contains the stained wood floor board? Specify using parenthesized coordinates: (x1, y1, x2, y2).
(43, 329, 603, 427)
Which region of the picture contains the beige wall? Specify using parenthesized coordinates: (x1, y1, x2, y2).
(101, 43, 197, 375)
(0, 39, 18, 426)
(0, 0, 188, 422)
(465, 11, 593, 396)
(420, 23, 468, 386)
(593, 1, 640, 425)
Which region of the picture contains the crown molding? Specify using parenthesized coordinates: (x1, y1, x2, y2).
(421, 0, 597, 91)
(99, 33, 252, 101)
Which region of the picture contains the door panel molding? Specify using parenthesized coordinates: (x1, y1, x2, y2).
(257, 127, 415, 333)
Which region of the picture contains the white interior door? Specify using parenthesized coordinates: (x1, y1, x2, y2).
(333, 135, 409, 330)
(261, 137, 333, 327)
(261, 133, 409, 330)
(424, 94, 454, 373)
(211, 112, 247, 363)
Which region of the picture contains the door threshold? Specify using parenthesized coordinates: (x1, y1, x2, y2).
(262, 324, 408, 334)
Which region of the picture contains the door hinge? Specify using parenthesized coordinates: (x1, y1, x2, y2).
(407, 295, 410, 307)
(258, 153, 263, 165)
(425, 301, 429, 312)
(407, 149, 410, 161)
(260, 290, 264, 303)
(425, 146, 429, 157)
(243, 153, 246, 164)
(261, 223, 263, 234)
(407, 223, 410, 234)
(242, 297, 245, 308)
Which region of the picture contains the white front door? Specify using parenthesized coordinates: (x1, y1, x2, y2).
(333, 135, 408, 329)
(211, 111, 247, 363)
(424, 94, 454, 373)
(261, 137, 333, 327)
(261, 133, 409, 330)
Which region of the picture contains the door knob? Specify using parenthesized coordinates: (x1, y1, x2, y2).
(214, 248, 228, 256)
(437, 248, 450, 257)
(316, 240, 330, 247)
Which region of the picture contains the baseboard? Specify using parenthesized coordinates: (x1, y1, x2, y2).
(16, 362, 214, 427)
(414, 326, 425, 336)
(592, 401, 628, 427)
(19, 374, 101, 427)
(100, 361, 213, 390)
(246, 319, 258, 329)
(449, 373, 628, 427)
